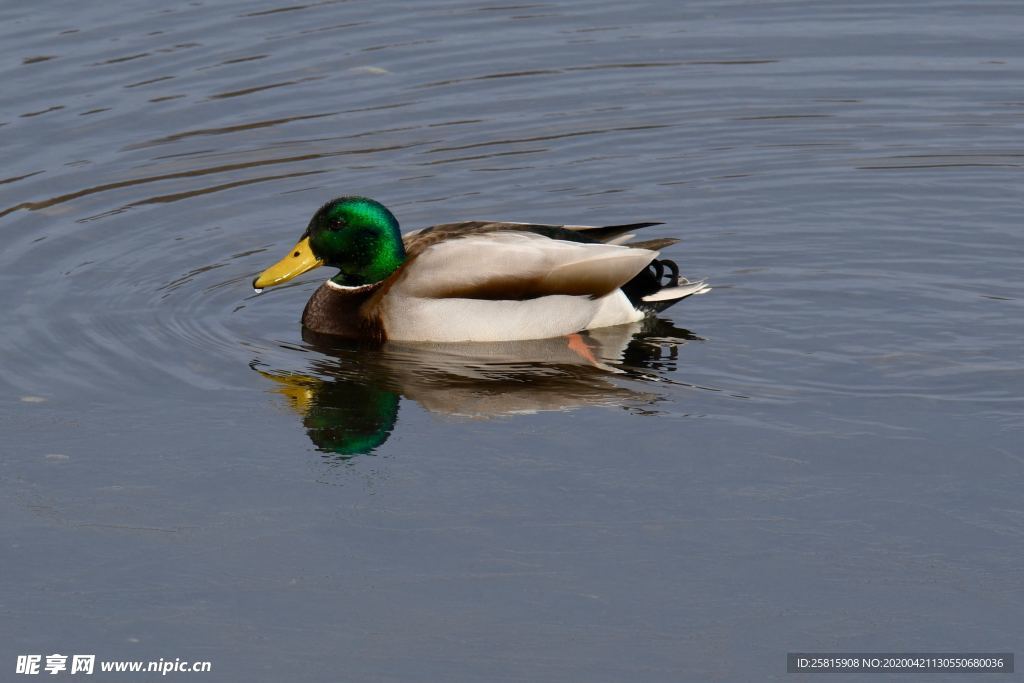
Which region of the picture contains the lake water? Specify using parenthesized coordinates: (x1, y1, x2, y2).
(2, 1, 1022, 681)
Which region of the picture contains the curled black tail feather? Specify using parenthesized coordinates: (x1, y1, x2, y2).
(621, 257, 682, 311)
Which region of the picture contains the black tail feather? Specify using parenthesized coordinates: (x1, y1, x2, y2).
(628, 237, 680, 251)
(572, 221, 664, 243)
(621, 257, 682, 312)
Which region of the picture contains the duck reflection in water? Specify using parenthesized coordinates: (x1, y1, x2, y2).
(252, 317, 700, 458)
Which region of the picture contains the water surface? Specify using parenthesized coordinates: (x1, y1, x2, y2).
(1, 1, 1022, 681)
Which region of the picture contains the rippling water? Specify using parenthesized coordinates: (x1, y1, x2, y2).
(2, 1, 1022, 680)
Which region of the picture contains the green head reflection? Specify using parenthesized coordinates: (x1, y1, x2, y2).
(257, 369, 399, 457)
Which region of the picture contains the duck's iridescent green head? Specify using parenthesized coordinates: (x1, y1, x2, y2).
(253, 196, 406, 290)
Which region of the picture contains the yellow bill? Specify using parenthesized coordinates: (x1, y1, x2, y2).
(253, 236, 324, 290)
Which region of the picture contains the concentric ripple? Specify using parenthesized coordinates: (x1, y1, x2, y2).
(1, 0, 1021, 432)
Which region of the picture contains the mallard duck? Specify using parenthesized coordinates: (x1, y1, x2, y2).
(252, 196, 709, 342)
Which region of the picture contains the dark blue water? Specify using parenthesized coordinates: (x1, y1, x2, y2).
(1, 1, 1022, 680)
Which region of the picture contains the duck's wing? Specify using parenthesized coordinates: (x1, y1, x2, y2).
(563, 221, 665, 244)
(387, 230, 658, 301)
(402, 220, 665, 251)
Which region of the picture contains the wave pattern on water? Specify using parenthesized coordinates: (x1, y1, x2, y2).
(0, 0, 1021, 446)
(2, 4, 1024, 679)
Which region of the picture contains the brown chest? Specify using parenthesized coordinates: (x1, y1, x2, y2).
(301, 283, 386, 342)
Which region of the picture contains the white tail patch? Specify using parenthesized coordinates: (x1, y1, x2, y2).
(642, 280, 711, 302)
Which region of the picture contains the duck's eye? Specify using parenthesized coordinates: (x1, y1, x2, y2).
(329, 218, 347, 231)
